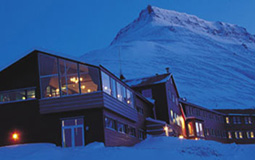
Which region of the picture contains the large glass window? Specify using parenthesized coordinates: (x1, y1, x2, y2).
(126, 89, 134, 108)
(41, 76, 60, 98)
(110, 78, 117, 98)
(80, 64, 100, 94)
(39, 54, 60, 98)
(39, 53, 100, 98)
(59, 59, 79, 96)
(116, 82, 123, 101)
(39, 54, 58, 76)
(101, 72, 134, 108)
(101, 72, 111, 95)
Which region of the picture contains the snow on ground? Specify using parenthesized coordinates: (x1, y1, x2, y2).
(0, 136, 254, 160)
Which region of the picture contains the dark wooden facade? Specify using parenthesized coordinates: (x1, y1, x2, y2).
(181, 100, 228, 142)
(0, 50, 154, 147)
(1, 49, 255, 147)
(125, 73, 185, 137)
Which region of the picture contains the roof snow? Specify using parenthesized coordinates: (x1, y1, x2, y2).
(124, 73, 171, 87)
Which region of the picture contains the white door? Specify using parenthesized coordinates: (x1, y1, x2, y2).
(62, 117, 85, 147)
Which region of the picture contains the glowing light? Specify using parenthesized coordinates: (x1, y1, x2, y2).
(226, 117, 229, 124)
(251, 132, 254, 138)
(70, 77, 79, 84)
(179, 135, 184, 139)
(87, 89, 91, 93)
(81, 85, 86, 89)
(164, 126, 169, 137)
(80, 77, 83, 81)
(12, 133, 19, 141)
(104, 86, 108, 90)
(22, 97, 26, 100)
(127, 100, 130, 104)
(195, 138, 199, 140)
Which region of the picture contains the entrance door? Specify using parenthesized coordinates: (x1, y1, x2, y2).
(62, 117, 85, 147)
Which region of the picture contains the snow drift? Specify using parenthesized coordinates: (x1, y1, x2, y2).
(1, 136, 254, 160)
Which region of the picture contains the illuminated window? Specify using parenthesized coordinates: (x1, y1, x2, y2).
(247, 131, 254, 139)
(199, 123, 204, 137)
(59, 59, 79, 96)
(116, 82, 123, 101)
(235, 131, 239, 139)
(195, 122, 200, 136)
(126, 89, 134, 108)
(101, 72, 111, 95)
(251, 132, 254, 138)
(188, 122, 194, 136)
(0, 88, 36, 103)
(39, 53, 100, 98)
(39, 54, 60, 98)
(228, 132, 232, 139)
(79, 64, 100, 94)
(247, 131, 250, 139)
(170, 110, 174, 122)
(239, 132, 243, 139)
(226, 117, 230, 124)
(110, 78, 117, 98)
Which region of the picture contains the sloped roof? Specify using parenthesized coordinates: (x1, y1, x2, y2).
(214, 109, 255, 115)
(124, 73, 171, 87)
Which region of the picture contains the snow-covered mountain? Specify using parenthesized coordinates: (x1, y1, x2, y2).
(81, 5, 255, 109)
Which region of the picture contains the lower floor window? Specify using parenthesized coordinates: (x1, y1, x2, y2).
(235, 131, 243, 139)
(105, 117, 116, 130)
(117, 122, 128, 134)
(130, 127, 136, 137)
(246, 131, 254, 139)
(228, 132, 232, 139)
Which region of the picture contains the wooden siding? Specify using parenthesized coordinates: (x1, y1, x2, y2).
(103, 92, 138, 122)
(40, 91, 139, 121)
(103, 109, 141, 146)
(39, 92, 104, 114)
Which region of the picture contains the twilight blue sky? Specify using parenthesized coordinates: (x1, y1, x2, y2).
(0, 0, 255, 69)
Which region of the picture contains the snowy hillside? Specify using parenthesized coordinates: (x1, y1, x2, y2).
(81, 5, 255, 109)
(1, 136, 254, 160)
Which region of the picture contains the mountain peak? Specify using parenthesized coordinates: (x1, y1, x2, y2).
(111, 6, 255, 45)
